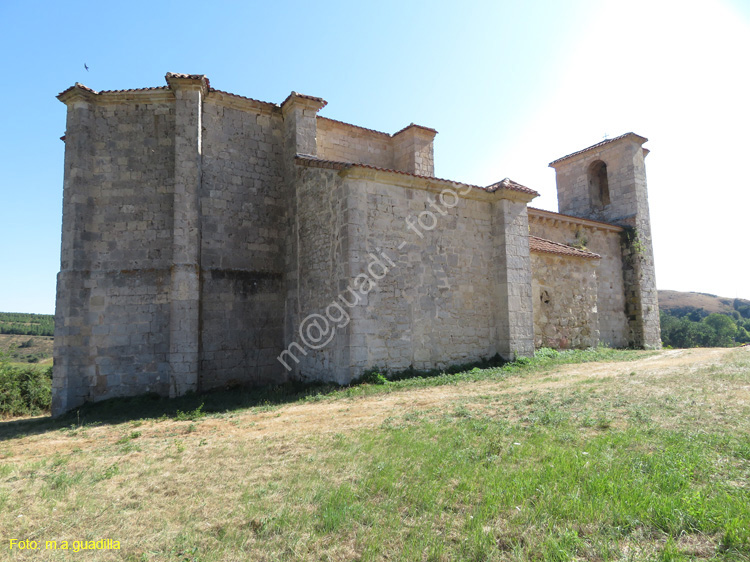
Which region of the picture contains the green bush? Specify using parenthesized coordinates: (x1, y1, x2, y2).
(358, 370, 389, 385)
(0, 363, 52, 417)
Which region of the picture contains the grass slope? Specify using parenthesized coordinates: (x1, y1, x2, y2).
(1, 347, 749, 561)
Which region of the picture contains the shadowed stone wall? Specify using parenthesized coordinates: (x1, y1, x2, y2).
(198, 97, 286, 390)
(53, 90, 177, 414)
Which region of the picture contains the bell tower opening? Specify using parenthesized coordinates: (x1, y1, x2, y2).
(588, 160, 610, 209)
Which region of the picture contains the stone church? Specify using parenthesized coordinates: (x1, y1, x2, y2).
(52, 72, 660, 415)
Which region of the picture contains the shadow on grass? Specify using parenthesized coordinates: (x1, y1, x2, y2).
(0, 380, 352, 441)
(0, 347, 653, 441)
(0, 355, 510, 441)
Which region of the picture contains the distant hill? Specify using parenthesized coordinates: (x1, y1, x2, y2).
(659, 290, 750, 319)
(0, 312, 54, 336)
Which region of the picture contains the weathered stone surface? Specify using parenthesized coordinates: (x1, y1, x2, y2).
(530, 253, 599, 349)
(52, 74, 660, 415)
(528, 213, 628, 348)
(549, 134, 661, 349)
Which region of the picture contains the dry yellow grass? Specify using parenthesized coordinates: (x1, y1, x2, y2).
(1, 347, 748, 561)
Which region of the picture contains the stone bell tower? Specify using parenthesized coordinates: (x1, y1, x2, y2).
(549, 133, 661, 349)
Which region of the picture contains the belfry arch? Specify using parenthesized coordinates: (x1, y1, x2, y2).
(588, 160, 610, 209)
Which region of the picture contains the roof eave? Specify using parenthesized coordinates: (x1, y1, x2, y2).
(549, 132, 648, 168)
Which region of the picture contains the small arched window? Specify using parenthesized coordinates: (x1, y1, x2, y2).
(588, 160, 610, 209)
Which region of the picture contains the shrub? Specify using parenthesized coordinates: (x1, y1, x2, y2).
(173, 403, 206, 421)
(534, 348, 561, 360)
(0, 363, 52, 417)
(358, 370, 389, 385)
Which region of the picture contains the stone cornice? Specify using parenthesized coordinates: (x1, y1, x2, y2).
(296, 155, 538, 203)
(57, 83, 98, 105)
(57, 84, 174, 105)
(528, 207, 624, 232)
(165, 72, 209, 96)
(281, 92, 327, 116)
(340, 166, 535, 203)
(93, 90, 174, 104)
(338, 165, 494, 201)
(392, 123, 438, 139)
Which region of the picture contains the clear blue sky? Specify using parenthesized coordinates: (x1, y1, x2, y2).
(1, 0, 748, 314)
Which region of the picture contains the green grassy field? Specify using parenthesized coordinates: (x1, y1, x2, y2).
(1, 347, 749, 561)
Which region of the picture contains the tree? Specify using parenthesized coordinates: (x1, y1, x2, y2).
(703, 313, 737, 347)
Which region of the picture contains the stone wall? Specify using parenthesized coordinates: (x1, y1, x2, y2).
(54, 74, 655, 416)
(280, 161, 535, 381)
(530, 252, 599, 349)
(316, 118, 436, 177)
(289, 167, 353, 383)
(316, 118, 394, 169)
(392, 125, 436, 176)
(550, 134, 660, 348)
(555, 135, 646, 225)
(490, 199, 535, 358)
(53, 81, 295, 414)
(529, 212, 628, 347)
(345, 177, 497, 372)
(199, 98, 287, 389)
(53, 93, 177, 414)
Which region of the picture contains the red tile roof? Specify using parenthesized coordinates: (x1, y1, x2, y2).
(294, 155, 540, 197)
(57, 82, 98, 97)
(295, 155, 350, 171)
(529, 236, 601, 259)
(486, 178, 538, 196)
(99, 86, 169, 94)
(549, 132, 648, 166)
(58, 83, 174, 97)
